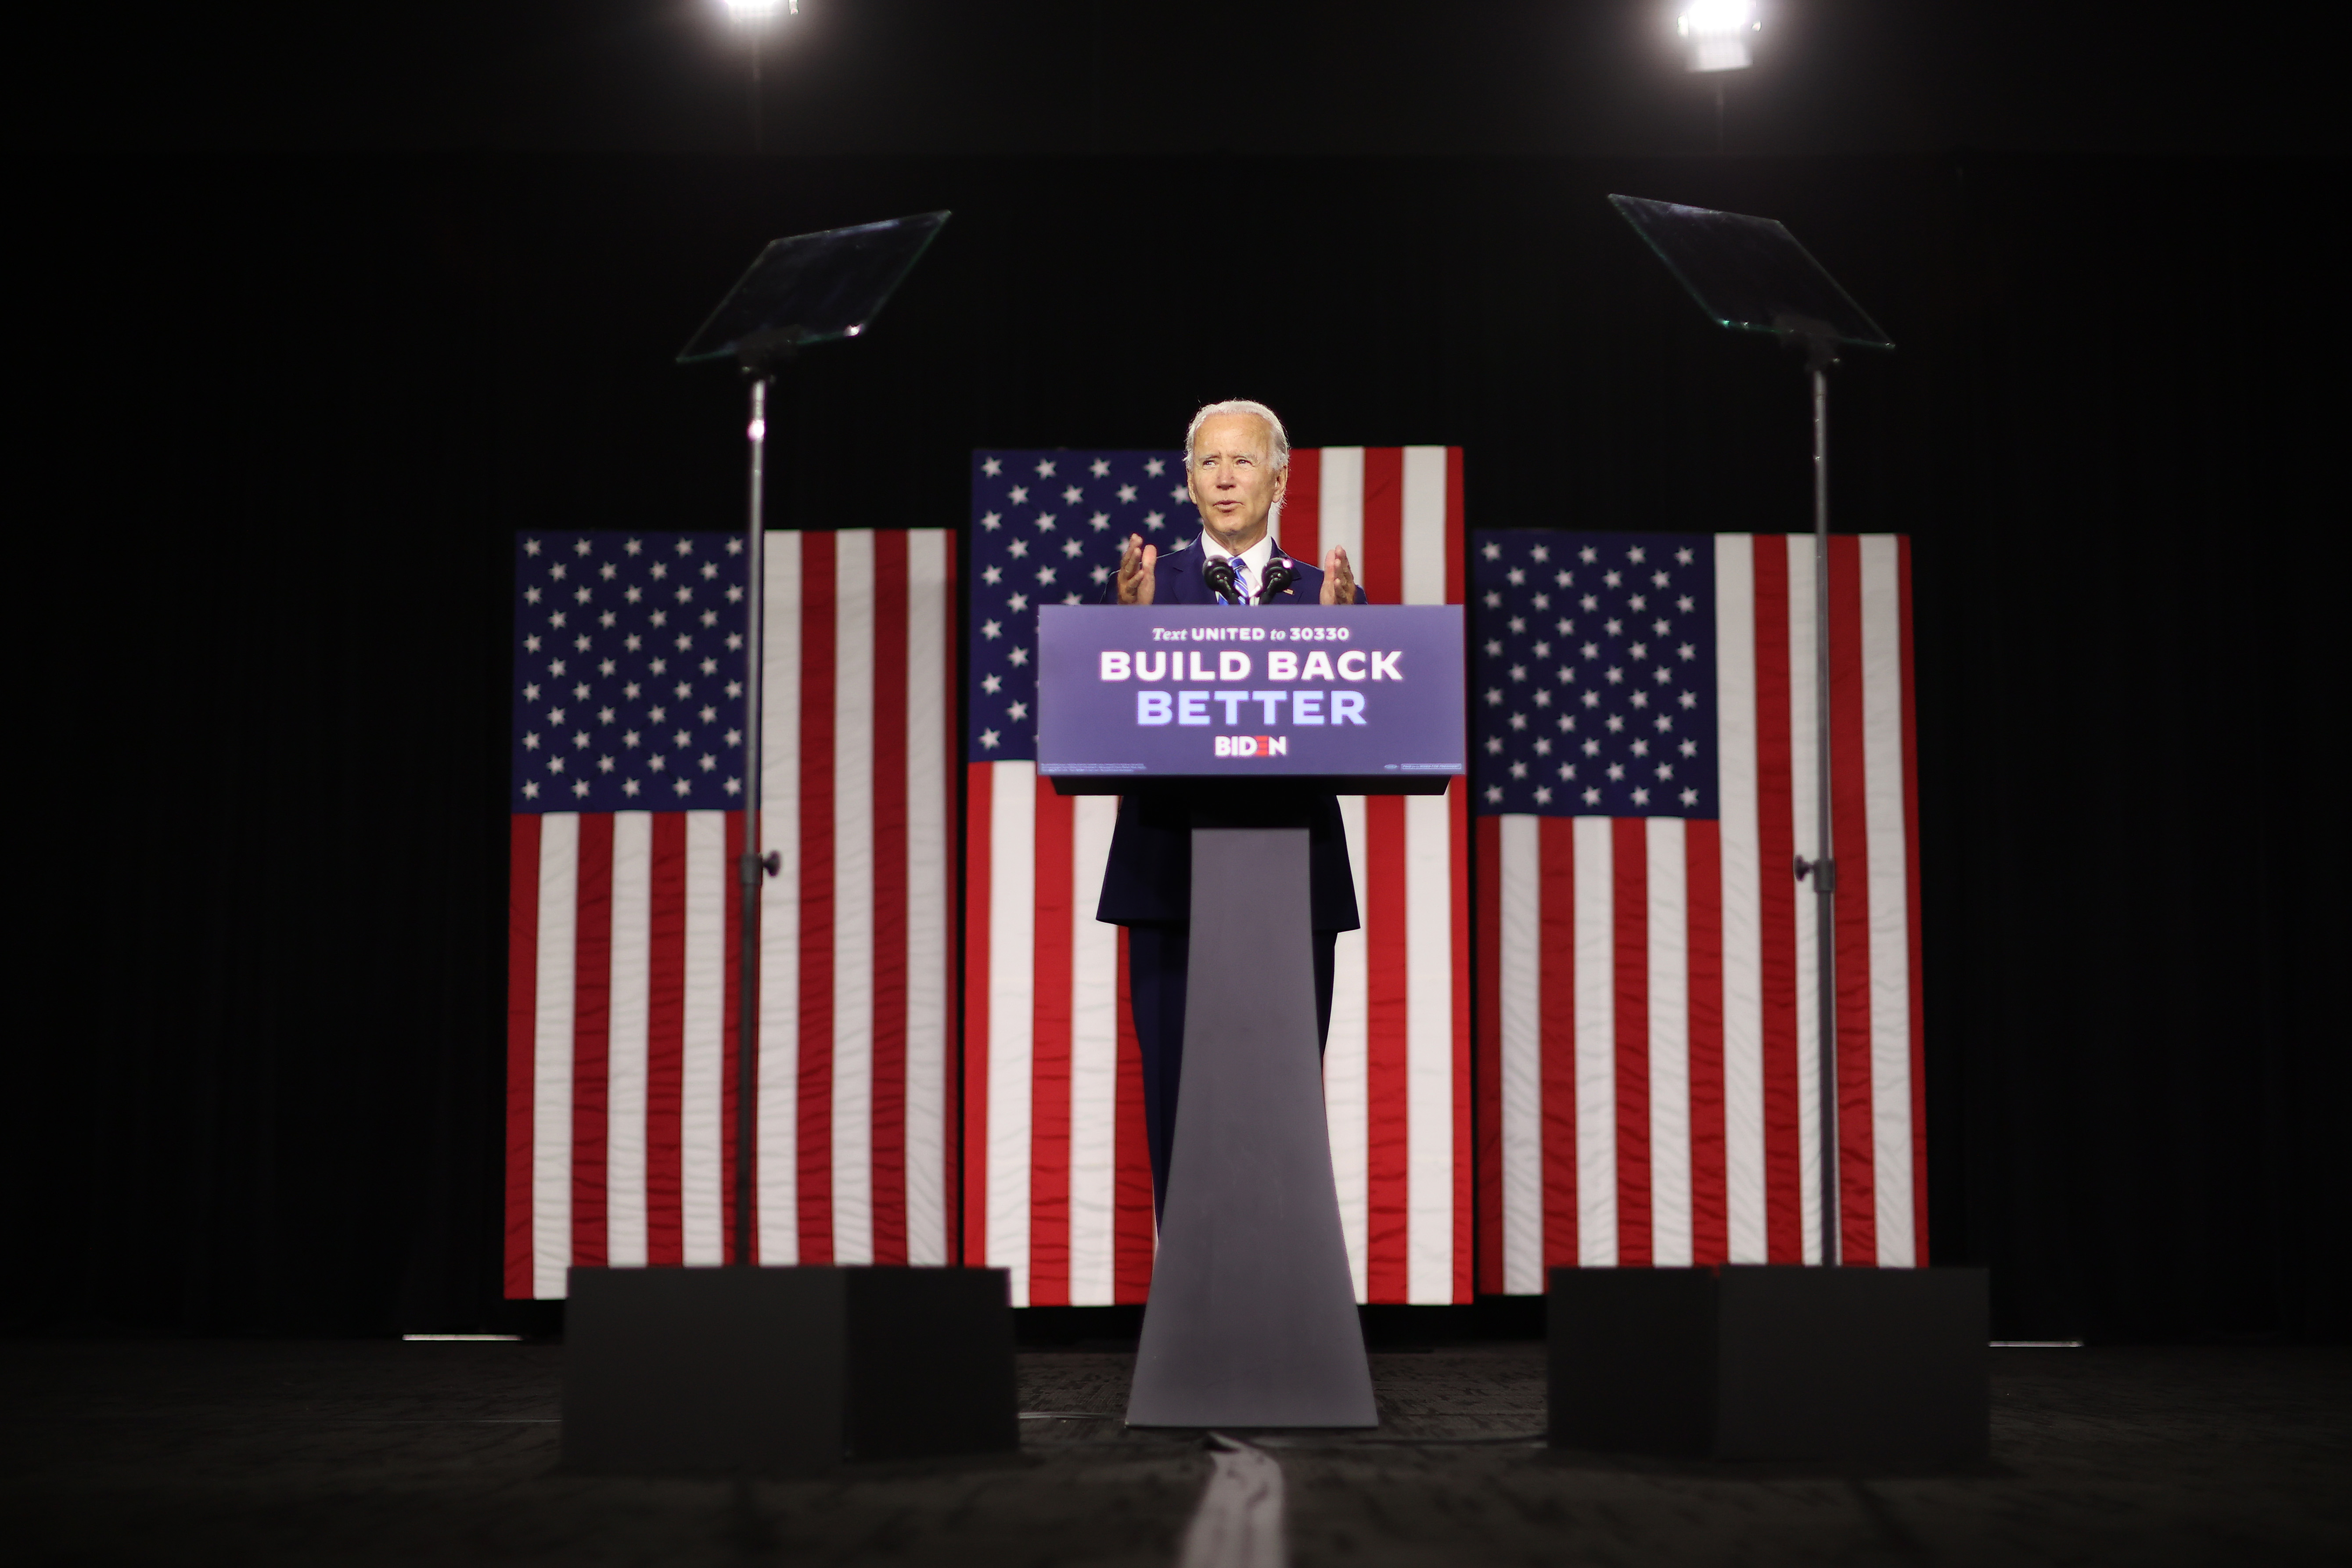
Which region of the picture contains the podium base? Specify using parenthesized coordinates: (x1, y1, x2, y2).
(1126, 827, 1377, 1428)
(562, 1266, 1017, 1475)
(1548, 1266, 1989, 1462)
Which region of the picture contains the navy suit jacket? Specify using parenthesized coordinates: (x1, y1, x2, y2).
(1093, 535, 1368, 931)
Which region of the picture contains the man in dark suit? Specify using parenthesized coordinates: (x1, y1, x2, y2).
(1094, 399, 1366, 1219)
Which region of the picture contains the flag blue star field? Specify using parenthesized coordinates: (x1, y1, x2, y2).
(1471, 532, 1718, 819)
(965, 450, 1187, 763)
(510, 532, 751, 812)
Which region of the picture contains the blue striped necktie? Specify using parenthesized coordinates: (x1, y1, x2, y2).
(1227, 556, 1250, 606)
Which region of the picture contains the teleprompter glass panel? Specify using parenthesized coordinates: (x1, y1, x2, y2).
(676, 210, 950, 363)
(1610, 195, 1892, 350)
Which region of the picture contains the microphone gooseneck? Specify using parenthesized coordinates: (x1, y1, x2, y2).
(1258, 557, 1298, 602)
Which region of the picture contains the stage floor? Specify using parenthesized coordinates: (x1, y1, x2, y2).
(1, 1338, 2343, 1565)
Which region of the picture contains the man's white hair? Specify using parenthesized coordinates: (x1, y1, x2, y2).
(1182, 399, 1291, 473)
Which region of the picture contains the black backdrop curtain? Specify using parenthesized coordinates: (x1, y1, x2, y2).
(9, 151, 2343, 1339)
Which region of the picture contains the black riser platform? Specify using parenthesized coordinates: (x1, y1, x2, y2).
(562, 1265, 1018, 1475)
(1549, 1265, 1990, 1462)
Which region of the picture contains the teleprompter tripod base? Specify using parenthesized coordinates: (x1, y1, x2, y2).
(1126, 827, 1378, 1429)
(562, 1266, 1017, 1475)
(1548, 1266, 1989, 1462)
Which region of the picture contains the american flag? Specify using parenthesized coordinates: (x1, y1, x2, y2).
(963, 447, 1474, 1307)
(507, 529, 957, 1299)
(1470, 529, 1927, 1292)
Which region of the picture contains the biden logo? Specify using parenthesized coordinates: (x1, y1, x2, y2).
(1213, 735, 1288, 758)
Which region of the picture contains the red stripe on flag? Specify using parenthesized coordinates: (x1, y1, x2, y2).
(1362, 791, 1410, 1302)
(1283, 448, 1320, 572)
(871, 531, 910, 1266)
(1028, 784, 1076, 1305)
(1450, 787, 1473, 1302)
(645, 811, 687, 1266)
(1362, 447, 1402, 604)
(1539, 817, 1579, 1272)
(1827, 534, 1878, 1265)
(719, 809, 745, 1262)
(1686, 819, 1727, 1266)
(505, 815, 541, 1299)
(797, 532, 838, 1262)
(1447, 454, 1470, 1299)
(572, 813, 614, 1270)
(1897, 535, 1929, 1262)
(1474, 816, 1504, 1294)
(1113, 922, 1155, 1301)
(961, 760, 993, 1266)
(1611, 818, 1653, 1266)
(1751, 537, 1803, 1263)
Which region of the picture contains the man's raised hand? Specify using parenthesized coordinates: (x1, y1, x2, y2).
(1117, 533, 1158, 604)
(1320, 543, 1358, 605)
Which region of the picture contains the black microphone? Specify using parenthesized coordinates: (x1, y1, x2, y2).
(1258, 557, 1297, 602)
(1202, 558, 1239, 602)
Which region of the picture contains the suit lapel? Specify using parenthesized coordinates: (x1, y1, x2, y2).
(1163, 540, 1202, 604)
(1162, 550, 1194, 606)
(1267, 538, 1309, 602)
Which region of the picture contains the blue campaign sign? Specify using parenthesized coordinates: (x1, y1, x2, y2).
(1037, 605, 1466, 792)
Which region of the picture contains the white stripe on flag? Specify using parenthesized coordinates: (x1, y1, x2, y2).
(1319, 449, 1365, 578)
(1647, 818, 1692, 1267)
(680, 811, 727, 1265)
(1327, 793, 1371, 1301)
(1068, 794, 1121, 1303)
(606, 810, 652, 1268)
(1861, 536, 1916, 1266)
(903, 531, 950, 1265)
(1399, 447, 1449, 604)
(1404, 790, 1455, 1302)
(986, 762, 1038, 1302)
(759, 534, 804, 1264)
(1713, 536, 1766, 1264)
(1572, 816, 1617, 1266)
(1497, 814, 1543, 1295)
(532, 811, 578, 1300)
(833, 532, 877, 1264)
(1784, 534, 1823, 1263)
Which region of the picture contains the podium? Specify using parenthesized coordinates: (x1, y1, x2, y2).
(1039, 604, 1465, 1428)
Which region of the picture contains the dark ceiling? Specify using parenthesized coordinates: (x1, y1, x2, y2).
(10, 0, 2339, 158)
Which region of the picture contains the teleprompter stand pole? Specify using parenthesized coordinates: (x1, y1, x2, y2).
(731, 334, 797, 1266)
(1783, 320, 1840, 1269)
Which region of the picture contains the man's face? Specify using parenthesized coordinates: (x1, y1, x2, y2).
(1187, 414, 1288, 546)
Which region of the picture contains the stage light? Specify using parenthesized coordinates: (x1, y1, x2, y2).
(1678, 0, 1760, 73)
(719, 0, 798, 153)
